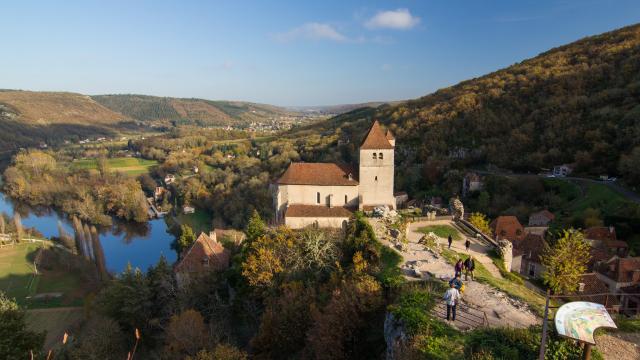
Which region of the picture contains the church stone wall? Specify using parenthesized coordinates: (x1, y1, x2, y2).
(285, 216, 350, 229)
(281, 184, 359, 207)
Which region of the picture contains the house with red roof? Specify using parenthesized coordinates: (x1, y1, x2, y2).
(273, 121, 396, 228)
(585, 226, 629, 257)
(174, 231, 231, 286)
(490, 215, 525, 242)
(510, 233, 547, 278)
(528, 210, 555, 227)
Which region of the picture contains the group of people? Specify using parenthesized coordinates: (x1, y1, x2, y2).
(443, 256, 476, 322)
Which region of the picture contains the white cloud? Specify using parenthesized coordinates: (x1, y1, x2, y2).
(273, 22, 348, 43)
(365, 8, 420, 30)
(381, 64, 392, 71)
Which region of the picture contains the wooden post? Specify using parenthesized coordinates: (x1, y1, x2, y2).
(538, 289, 551, 360)
(583, 343, 592, 360)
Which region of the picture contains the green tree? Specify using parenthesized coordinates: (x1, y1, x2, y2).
(245, 209, 266, 243)
(178, 225, 197, 253)
(0, 292, 44, 360)
(541, 229, 591, 293)
(469, 212, 491, 236)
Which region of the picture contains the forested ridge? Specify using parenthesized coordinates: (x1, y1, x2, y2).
(294, 23, 640, 182)
(92, 94, 298, 126)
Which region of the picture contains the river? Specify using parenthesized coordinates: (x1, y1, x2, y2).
(0, 192, 177, 273)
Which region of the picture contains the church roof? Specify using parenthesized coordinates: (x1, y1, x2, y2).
(285, 204, 354, 218)
(277, 162, 358, 186)
(361, 121, 394, 149)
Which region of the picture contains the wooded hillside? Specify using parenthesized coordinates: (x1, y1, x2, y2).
(296, 24, 640, 182)
(92, 94, 299, 126)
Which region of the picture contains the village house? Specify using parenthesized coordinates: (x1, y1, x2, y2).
(510, 233, 546, 278)
(273, 121, 396, 229)
(183, 205, 195, 214)
(596, 256, 640, 291)
(552, 164, 573, 177)
(528, 209, 555, 227)
(585, 226, 628, 257)
(568, 273, 620, 310)
(490, 215, 524, 242)
(164, 174, 176, 185)
(462, 172, 483, 196)
(174, 231, 231, 287)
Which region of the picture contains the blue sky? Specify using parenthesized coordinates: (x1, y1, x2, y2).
(1, 1, 639, 106)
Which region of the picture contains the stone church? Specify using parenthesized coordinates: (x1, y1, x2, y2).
(274, 120, 395, 228)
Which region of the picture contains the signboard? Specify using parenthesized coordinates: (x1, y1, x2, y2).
(555, 301, 617, 344)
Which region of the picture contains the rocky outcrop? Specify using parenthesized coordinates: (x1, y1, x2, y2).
(384, 312, 409, 360)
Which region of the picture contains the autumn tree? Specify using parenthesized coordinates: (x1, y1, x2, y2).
(541, 229, 590, 293)
(13, 213, 22, 242)
(165, 309, 209, 358)
(251, 282, 316, 358)
(469, 212, 491, 236)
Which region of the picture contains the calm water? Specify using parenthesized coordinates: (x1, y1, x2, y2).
(0, 192, 177, 273)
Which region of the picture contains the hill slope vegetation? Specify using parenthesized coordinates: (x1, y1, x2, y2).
(296, 24, 640, 183)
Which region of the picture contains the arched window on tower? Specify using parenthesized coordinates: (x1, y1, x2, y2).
(344, 195, 348, 204)
(379, 152, 383, 159)
(317, 192, 320, 204)
(375, 176, 378, 181)
(372, 153, 377, 160)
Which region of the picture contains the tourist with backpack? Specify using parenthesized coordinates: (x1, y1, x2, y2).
(464, 256, 475, 281)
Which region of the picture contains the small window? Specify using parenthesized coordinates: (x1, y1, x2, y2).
(375, 176, 378, 181)
(344, 195, 348, 204)
(203, 257, 210, 267)
(317, 192, 320, 204)
(528, 263, 536, 277)
(500, 230, 507, 236)
(516, 229, 522, 236)
(379, 152, 383, 159)
(372, 153, 377, 159)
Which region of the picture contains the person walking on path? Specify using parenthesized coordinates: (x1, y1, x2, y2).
(454, 259, 464, 277)
(447, 234, 453, 249)
(444, 282, 461, 321)
(449, 273, 464, 291)
(465, 238, 471, 252)
(464, 256, 475, 281)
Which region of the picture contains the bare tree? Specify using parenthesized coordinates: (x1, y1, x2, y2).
(0, 214, 5, 235)
(13, 213, 23, 242)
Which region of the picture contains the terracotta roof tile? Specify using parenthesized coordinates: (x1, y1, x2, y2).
(277, 162, 358, 186)
(490, 215, 524, 241)
(385, 130, 395, 141)
(585, 227, 616, 242)
(569, 273, 619, 306)
(174, 232, 230, 274)
(513, 233, 547, 263)
(361, 121, 393, 149)
(285, 205, 354, 218)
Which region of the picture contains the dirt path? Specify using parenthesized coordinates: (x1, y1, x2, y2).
(408, 221, 503, 278)
(595, 333, 640, 360)
(372, 218, 540, 329)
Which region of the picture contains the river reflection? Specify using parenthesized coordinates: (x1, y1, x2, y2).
(0, 192, 177, 273)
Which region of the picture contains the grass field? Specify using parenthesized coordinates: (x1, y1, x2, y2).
(26, 307, 84, 350)
(0, 243, 83, 308)
(418, 224, 463, 241)
(0, 243, 40, 300)
(72, 157, 158, 176)
(176, 209, 212, 235)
